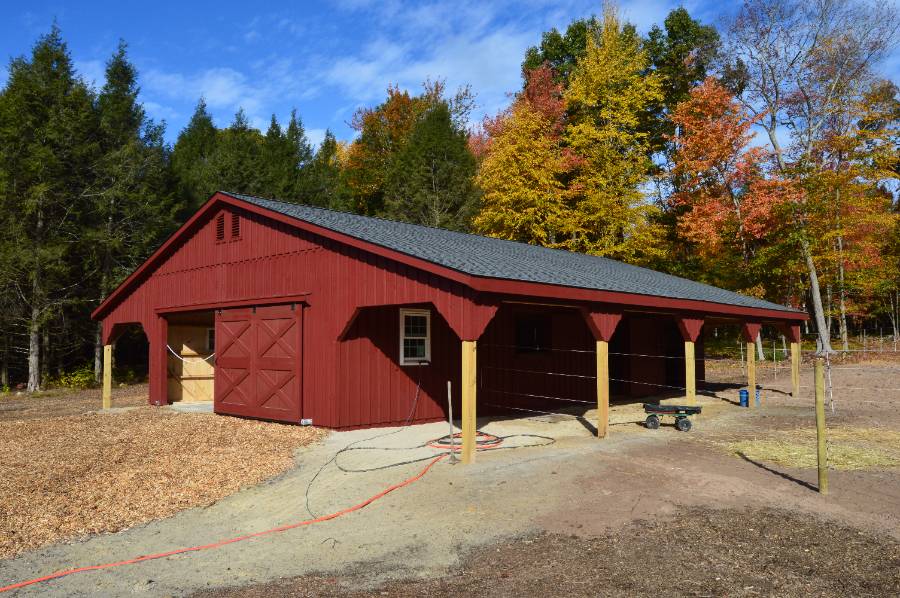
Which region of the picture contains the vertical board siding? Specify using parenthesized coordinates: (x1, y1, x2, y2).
(102, 205, 470, 428)
(102, 205, 708, 427)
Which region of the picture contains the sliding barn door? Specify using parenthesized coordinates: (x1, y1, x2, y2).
(214, 304, 303, 422)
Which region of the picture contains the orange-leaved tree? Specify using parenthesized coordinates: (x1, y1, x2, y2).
(670, 78, 791, 266)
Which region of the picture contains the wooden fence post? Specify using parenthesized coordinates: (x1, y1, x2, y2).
(815, 358, 828, 494)
(102, 344, 112, 410)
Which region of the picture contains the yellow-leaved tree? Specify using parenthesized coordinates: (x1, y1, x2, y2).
(474, 66, 569, 245)
(562, 5, 665, 262)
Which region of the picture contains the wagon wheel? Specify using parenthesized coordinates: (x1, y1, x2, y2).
(675, 417, 692, 432)
(645, 414, 660, 430)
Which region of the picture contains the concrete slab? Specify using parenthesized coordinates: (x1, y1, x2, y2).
(168, 401, 214, 414)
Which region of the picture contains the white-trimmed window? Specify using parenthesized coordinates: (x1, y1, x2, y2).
(400, 309, 431, 366)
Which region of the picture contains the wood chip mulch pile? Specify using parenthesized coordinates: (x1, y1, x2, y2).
(0, 406, 325, 559)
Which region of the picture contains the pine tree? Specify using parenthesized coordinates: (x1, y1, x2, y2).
(205, 108, 265, 195)
(260, 110, 312, 200)
(383, 103, 479, 230)
(0, 26, 99, 390)
(171, 98, 218, 210)
(344, 82, 475, 216)
(87, 40, 178, 380)
(301, 130, 350, 208)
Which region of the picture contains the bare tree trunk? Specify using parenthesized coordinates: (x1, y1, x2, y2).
(27, 203, 44, 392)
(27, 308, 40, 392)
(95, 212, 113, 382)
(1, 335, 8, 388)
(755, 333, 765, 361)
(94, 325, 103, 383)
(838, 290, 850, 353)
(41, 327, 50, 389)
(835, 201, 850, 352)
(891, 291, 900, 342)
(802, 237, 834, 354)
(826, 284, 833, 339)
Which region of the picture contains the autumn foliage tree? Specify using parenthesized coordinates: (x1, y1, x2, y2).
(561, 5, 665, 262)
(344, 81, 474, 217)
(670, 79, 779, 260)
(474, 65, 570, 245)
(803, 78, 900, 347)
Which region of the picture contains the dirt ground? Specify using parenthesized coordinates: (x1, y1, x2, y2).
(0, 383, 148, 421)
(0, 390, 324, 559)
(200, 508, 900, 597)
(2, 360, 900, 597)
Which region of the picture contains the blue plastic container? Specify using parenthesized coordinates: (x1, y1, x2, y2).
(739, 389, 749, 408)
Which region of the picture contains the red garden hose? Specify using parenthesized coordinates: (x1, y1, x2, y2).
(0, 454, 447, 593)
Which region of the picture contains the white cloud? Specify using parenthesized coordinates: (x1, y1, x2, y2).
(143, 66, 269, 123)
(85, 0, 734, 144)
(143, 101, 180, 122)
(319, 0, 549, 130)
(306, 127, 327, 149)
(75, 59, 105, 88)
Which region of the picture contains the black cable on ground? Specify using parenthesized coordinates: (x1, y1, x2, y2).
(304, 368, 427, 518)
(332, 432, 556, 474)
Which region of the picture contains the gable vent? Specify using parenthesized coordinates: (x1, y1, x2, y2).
(231, 214, 241, 239)
(215, 213, 225, 241)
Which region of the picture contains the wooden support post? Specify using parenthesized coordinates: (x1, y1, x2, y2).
(102, 344, 112, 410)
(581, 308, 622, 441)
(747, 341, 756, 408)
(815, 358, 828, 494)
(596, 340, 609, 438)
(684, 341, 696, 405)
(791, 341, 800, 398)
(461, 340, 477, 464)
(675, 316, 703, 406)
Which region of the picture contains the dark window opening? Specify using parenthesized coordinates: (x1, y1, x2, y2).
(515, 315, 551, 353)
(215, 213, 225, 241)
(231, 213, 241, 239)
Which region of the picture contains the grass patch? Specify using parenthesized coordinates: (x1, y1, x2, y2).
(729, 427, 900, 470)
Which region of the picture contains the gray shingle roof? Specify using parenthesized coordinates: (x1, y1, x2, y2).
(228, 192, 801, 315)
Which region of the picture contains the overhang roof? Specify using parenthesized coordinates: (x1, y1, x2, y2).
(92, 191, 807, 322)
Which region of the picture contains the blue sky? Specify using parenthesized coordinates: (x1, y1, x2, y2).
(1, 1, 897, 150)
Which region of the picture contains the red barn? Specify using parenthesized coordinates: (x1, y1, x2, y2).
(92, 191, 805, 461)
